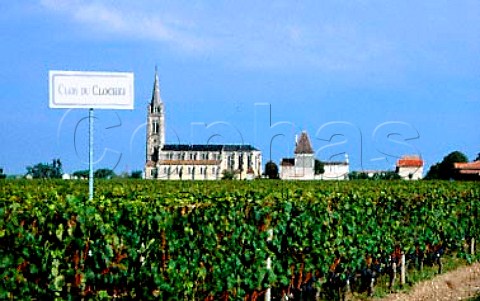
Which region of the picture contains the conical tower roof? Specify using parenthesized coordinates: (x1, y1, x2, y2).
(294, 131, 314, 154)
(151, 67, 162, 105)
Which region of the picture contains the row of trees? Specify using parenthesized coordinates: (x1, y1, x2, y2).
(23, 159, 142, 179)
(71, 168, 143, 179)
(26, 159, 63, 179)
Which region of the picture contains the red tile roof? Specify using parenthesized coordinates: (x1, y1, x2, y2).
(396, 156, 423, 167)
(454, 161, 480, 174)
(454, 161, 480, 170)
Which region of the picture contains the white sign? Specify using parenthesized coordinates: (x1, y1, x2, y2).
(49, 70, 134, 109)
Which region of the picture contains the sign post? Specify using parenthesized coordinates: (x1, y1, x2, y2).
(49, 70, 134, 200)
(89, 108, 94, 200)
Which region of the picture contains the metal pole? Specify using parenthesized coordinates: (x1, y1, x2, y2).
(89, 108, 94, 200)
(400, 253, 406, 286)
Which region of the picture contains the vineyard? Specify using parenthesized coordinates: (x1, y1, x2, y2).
(1, 180, 479, 300)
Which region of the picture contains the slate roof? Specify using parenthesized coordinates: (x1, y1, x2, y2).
(281, 158, 295, 166)
(151, 68, 163, 105)
(159, 160, 220, 166)
(294, 132, 314, 154)
(161, 144, 258, 152)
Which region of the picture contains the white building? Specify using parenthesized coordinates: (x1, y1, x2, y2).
(145, 70, 262, 180)
(280, 132, 315, 180)
(280, 131, 349, 180)
(395, 155, 424, 180)
(317, 159, 349, 180)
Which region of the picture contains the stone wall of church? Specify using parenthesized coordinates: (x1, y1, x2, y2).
(148, 149, 262, 180)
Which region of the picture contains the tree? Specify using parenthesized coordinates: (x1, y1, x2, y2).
(130, 170, 143, 179)
(314, 159, 325, 175)
(0, 168, 5, 179)
(476, 153, 480, 161)
(73, 170, 89, 179)
(94, 168, 116, 179)
(425, 151, 468, 180)
(26, 159, 63, 179)
(265, 161, 279, 179)
(221, 169, 236, 180)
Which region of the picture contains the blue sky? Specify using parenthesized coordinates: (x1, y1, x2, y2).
(0, 0, 479, 175)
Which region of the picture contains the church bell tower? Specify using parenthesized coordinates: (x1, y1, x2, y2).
(146, 68, 165, 166)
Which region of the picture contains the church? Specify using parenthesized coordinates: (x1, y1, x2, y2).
(145, 70, 262, 180)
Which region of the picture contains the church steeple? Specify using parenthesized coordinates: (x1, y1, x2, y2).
(146, 67, 165, 168)
(151, 66, 163, 106)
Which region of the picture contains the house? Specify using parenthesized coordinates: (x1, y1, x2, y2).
(318, 158, 349, 180)
(279, 131, 349, 180)
(396, 155, 424, 180)
(280, 132, 315, 180)
(145, 70, 262, 180)
(454, 161, 480, 180)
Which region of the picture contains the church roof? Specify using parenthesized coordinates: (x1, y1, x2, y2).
(151, 67, 163, 105)
(161, 144, 258, 152)
(294, 132, 314, 154)
(159, 160, 220, 166)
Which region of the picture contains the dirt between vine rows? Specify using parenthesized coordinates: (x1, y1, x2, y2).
(371, 262, 480, 301)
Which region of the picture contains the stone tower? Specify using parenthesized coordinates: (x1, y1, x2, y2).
(146, 68, 165, 165)
(294, 131, 315, 178)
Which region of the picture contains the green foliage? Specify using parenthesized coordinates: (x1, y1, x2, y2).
(349, 171, 401, 180)
(314, 159, 325, 175)
(221, 169, 236, 180)
(26, 159, 63, 179)
(348, 171, 370, 180)
(73, 169, 89, 179)
(130, 170, 143, 179)
(425, 151, 469, 180)
(0, 168, 5, 179)
(94, 168, 116, 179)
(265, 161, 279, 179)
(0, 180, 478, 299)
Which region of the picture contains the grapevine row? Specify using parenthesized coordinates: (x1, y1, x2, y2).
(0, 180, 478, 299)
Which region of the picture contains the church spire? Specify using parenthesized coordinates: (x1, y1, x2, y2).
(151, 66, 162, 105)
